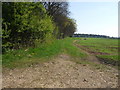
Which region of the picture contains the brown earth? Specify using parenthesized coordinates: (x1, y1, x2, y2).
(2, 54, 118, 88)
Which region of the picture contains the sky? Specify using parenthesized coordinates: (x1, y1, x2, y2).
(69, 2, 118, 37)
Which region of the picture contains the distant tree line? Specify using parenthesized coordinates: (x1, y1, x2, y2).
(2, 2, 76, 52)
(73, 34, 118, 39)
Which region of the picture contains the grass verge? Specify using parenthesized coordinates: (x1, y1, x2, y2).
(2, 37, 86, 68)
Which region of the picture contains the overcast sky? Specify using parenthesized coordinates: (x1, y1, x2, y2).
(69, 2, 118, 37)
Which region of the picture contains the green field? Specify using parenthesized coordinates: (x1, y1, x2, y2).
(75, 38, 119, 67)
(75, 38, 118, 60)
(2, 37, 119, 68)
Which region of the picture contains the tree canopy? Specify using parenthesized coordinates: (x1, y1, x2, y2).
(2, 2, 76, 52)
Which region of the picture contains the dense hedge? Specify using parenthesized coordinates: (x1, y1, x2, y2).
(2, 2, 76, 53)
(2, 2, 56, 52)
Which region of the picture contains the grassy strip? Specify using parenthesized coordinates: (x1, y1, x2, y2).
(2, 39, 61, 68)
(97, 55, 118, 61)
(61, 38, 86, 58)
(2, 37, 86, 68)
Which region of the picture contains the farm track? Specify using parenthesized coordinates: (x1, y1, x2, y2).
(3, 56, 118, 88)
(73, 40, 118, 66)
(73, 40, 101, 64)
(2, 40, 119, 88)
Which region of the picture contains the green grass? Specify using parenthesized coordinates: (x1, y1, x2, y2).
(2, 40, 61, 68)
(61, 38, 86, 58)
(2, 37, 86, 68)
(3, 37, 119, 69)
(76, 38, 118, 61)
(97, 55, 118, 61)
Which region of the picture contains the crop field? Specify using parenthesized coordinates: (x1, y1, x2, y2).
(75, 38, 119, 66)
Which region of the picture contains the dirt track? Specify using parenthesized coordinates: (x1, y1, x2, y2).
(2, 54, 118, 88)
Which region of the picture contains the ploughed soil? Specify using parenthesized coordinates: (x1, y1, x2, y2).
(2, 53, 119, 88)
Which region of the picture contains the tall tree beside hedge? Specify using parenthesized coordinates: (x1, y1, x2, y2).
(63, 18, 76, 37)
(2, 2, 55, 52)
(42, 2, 76, 39)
